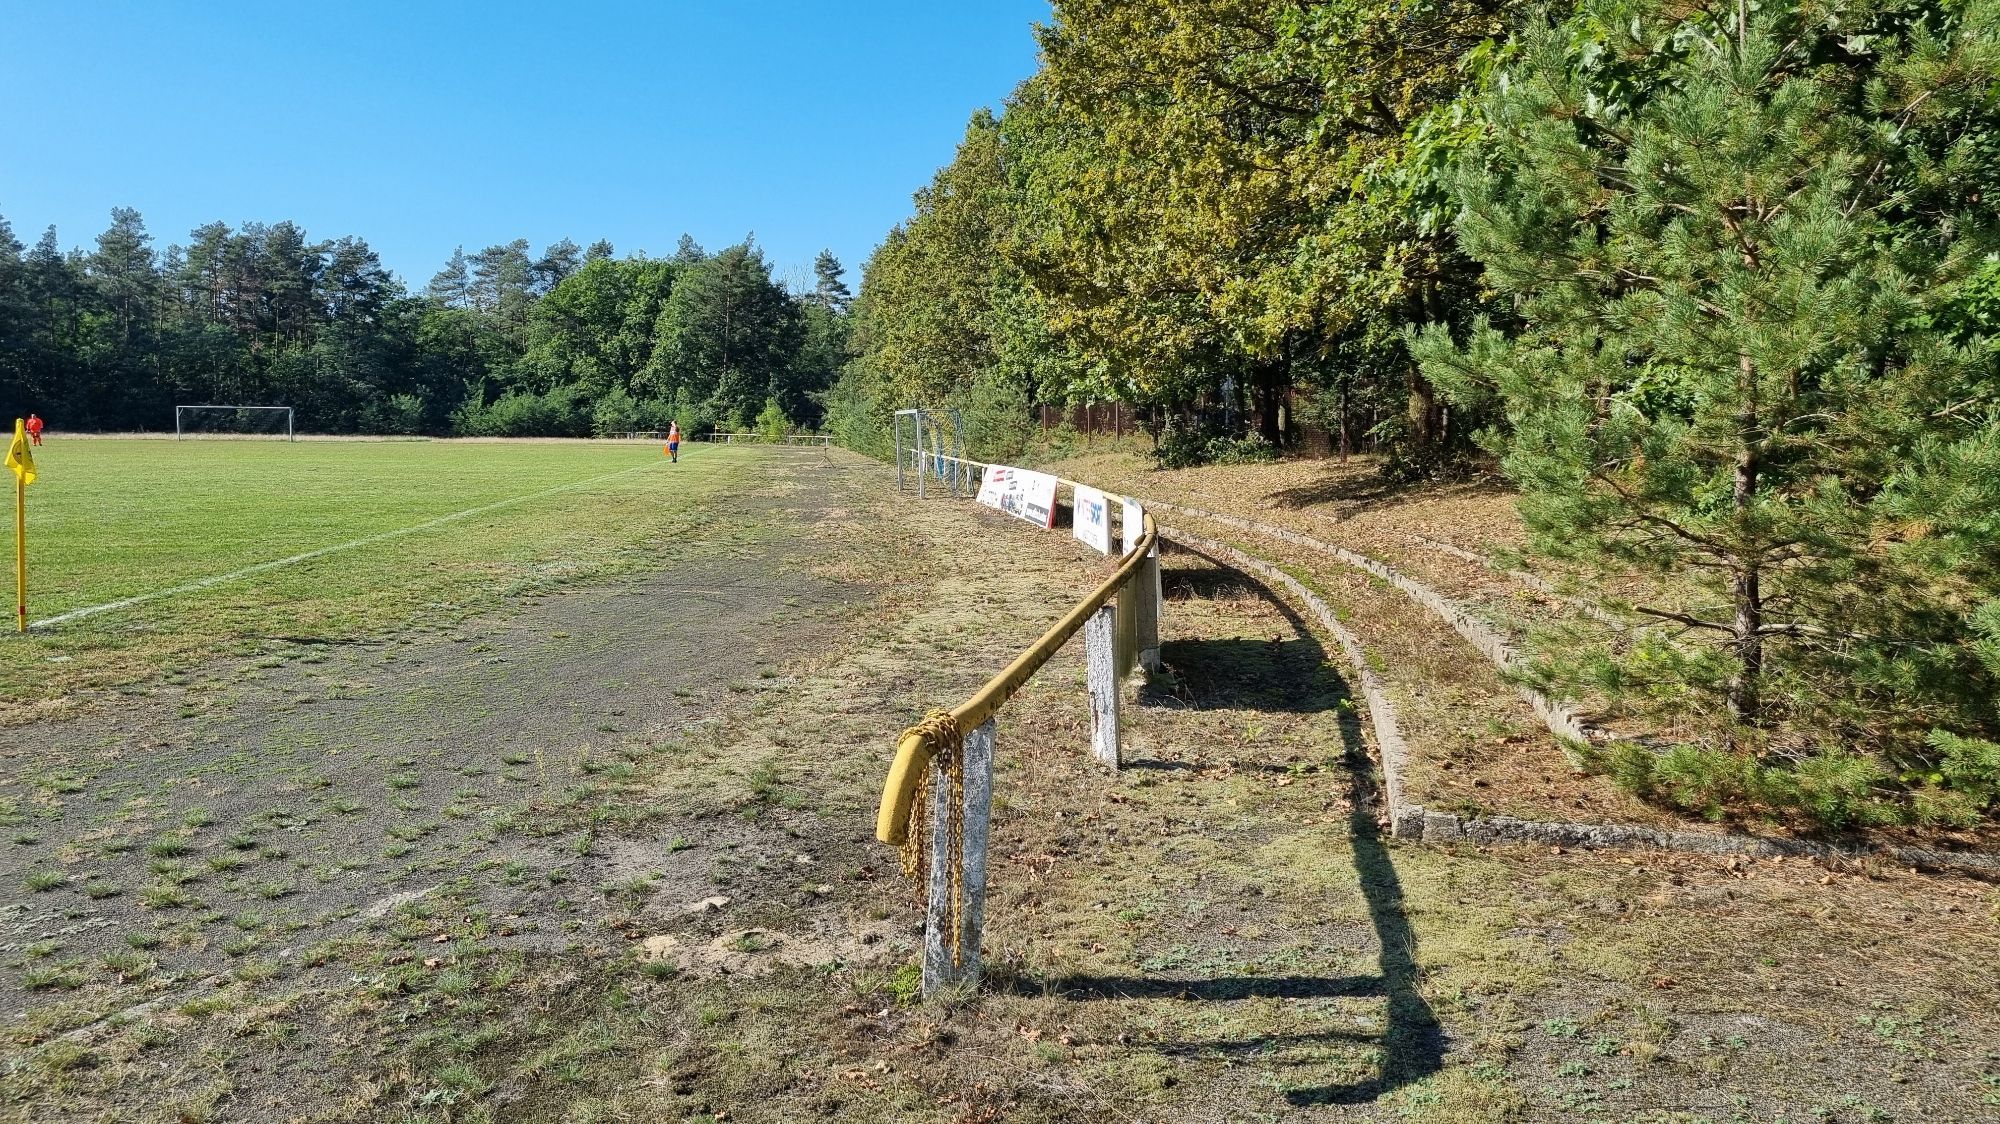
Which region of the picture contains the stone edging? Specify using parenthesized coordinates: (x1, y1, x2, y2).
(1149, 500, 1599, 757)
(1163, 526, 2000, 876)
(1407, 534, 1625, 628)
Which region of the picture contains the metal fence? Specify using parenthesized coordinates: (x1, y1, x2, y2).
(877, 428, 1163, 995)
(703, 432, 835, 446)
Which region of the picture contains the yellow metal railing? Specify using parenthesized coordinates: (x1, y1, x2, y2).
(873, 511, 1158, 845)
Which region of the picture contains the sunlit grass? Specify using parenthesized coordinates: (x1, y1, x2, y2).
(1, 438, 761, 711)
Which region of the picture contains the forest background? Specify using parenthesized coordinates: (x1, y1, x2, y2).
(6, 0, 2000, 829)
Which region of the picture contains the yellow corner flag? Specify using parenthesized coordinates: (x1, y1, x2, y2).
(4, 419, 32, 487)
(8, 418, 30, 632)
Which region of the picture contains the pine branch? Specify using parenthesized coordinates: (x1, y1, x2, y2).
(1634, 605, 1737, 632)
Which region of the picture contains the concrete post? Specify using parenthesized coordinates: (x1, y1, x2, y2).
(957, 720, 994, 975)
(1138, 545, 1162, 672)
(921, 720, 996, 996)
(920, 754, 954, 991)
(1085, 604, 1120, 769)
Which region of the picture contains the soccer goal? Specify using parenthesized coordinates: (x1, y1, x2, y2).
(175, 405, 295, 442)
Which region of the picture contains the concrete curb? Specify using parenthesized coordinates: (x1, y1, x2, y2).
(1163, 526, 2000, 877)
(1151, 500, 1598, 758)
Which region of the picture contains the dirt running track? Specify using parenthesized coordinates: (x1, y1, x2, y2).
(2, 449, 1996, 1124)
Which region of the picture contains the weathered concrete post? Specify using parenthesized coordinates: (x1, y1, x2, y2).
(922, 720, 995, 995)
(956, 720, 994, 974)
(1138, 544, 1162, 672)
(1085, 604, 1120, 768)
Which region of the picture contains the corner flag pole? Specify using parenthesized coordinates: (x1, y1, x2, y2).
(5, 418, 34, 633)
(13, 471, 22, 633)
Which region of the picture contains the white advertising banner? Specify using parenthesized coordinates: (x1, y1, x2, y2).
(1122, 497, 1145, 555)
(975, 465, 1060, 529)
(1073, 485, 1112, 555)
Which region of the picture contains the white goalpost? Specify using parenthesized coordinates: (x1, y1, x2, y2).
(175, 405, 296, 442)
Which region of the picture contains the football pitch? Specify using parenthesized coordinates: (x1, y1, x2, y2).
(1, 437, 758, 711)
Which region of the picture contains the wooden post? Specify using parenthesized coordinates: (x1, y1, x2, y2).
(1085, 604, 1120, 768)
(922, 720, 995, 995)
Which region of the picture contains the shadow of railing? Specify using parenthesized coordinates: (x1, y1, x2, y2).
(1010, 550, 1445, 1105)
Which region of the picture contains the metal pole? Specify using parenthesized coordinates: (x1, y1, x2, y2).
(915, 412, 926, 499)
(895, 414, 905, 491)
(14, 475, 24, 633)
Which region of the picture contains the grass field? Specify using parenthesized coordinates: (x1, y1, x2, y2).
(0, 437, 756, 718)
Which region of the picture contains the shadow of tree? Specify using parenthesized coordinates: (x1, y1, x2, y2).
(1267, 468, 1509, 521)
(1015, 551, 1446, 1106)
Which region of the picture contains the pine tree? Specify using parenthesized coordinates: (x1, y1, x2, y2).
(428, 246, 472, 308)
(810, 249, 850, 313)
(533, 238, 582, 294)
(88, 207, 157, 345)
(1414, 0, 2000, 817)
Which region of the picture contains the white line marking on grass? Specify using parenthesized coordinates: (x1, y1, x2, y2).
(31, 461, 663, 630)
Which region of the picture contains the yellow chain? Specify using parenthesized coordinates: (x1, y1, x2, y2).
(897, 709, 966, 966)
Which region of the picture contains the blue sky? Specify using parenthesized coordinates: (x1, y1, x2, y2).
(0, 1, 1049, 292)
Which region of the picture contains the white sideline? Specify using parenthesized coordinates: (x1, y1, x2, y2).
(31, 461, 663, 630)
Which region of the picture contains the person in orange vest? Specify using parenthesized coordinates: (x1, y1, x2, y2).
(666, 420, 680, 464)
(24, 414, 43, 447)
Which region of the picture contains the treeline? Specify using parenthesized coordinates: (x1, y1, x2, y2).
(834, 0, 1512, 471)
(840, 0, 2000, 829)
(0, 210, 851, 437)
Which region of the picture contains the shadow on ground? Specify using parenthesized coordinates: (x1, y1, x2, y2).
(1267, 467, 1509, 521)
(1015, 551, 1445, 1107)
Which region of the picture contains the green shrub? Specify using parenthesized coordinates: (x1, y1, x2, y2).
(452, 386, 591, 437)
(1208, 434, 1276, 465)
(754, 398, 791, 440)
(357, 393, 426, 436)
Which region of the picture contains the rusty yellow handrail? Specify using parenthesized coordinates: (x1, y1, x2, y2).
(874, 512, 1158, 844)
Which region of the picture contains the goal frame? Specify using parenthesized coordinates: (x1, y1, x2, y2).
(175, 405, 296, 442)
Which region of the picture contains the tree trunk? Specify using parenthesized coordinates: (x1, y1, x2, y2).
(1338, 379, 1351, 462)
(1728, 378, 1763, 727)
(1729, 559, 1763, 726)
(1409, 372, 1438, 449)
(1255, 361, 1283, 445)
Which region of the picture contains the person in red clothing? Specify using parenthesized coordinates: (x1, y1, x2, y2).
(24, 414, 42, 446)
(666, 420, 680, 463)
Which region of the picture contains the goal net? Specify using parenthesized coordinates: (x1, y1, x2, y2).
(175, 406, 295, 441)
